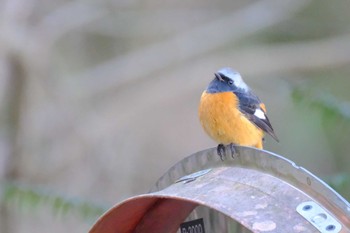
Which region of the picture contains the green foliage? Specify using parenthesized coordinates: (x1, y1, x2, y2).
(1, 182, 107, 221)
(292, 84, 350, 201)
(292, 85, 350, 123)
(326, 173, 350, 199)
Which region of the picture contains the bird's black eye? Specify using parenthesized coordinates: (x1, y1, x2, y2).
(228, 80, 234, 85)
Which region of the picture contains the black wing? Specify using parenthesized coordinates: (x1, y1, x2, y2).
(236, 90, 279, 142)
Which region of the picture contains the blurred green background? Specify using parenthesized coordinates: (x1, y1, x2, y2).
(1, 0, 350, 232)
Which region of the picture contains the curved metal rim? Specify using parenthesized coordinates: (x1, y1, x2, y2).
(90, 193, 253, 233)
(151, 146, 350, 222)
(90, 146, 350, 233)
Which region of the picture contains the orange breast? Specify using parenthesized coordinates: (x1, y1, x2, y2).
(198, 91, 264, 149)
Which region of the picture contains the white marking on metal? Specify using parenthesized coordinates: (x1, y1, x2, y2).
(175, 169, 212, 183)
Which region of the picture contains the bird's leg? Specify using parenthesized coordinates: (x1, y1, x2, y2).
(217, 144, 226, 161)
(229, 143, 237, 158)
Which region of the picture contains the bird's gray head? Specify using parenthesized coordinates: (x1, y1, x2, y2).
(206, 67, 249, 93)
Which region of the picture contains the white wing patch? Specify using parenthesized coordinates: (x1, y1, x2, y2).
(254, 109, 266, 120)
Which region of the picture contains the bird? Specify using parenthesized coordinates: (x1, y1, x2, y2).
(198, 67, 278, 160)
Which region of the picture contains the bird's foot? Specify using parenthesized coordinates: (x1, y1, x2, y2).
(217, 144, 226, 161)
(229, 143, 237, 158)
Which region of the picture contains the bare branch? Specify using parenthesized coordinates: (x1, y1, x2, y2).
(67, 33, 350, 143)
(68, 0, 310, 99)
(36, 1, 107, 43)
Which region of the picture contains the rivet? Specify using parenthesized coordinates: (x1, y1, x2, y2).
(307, 177, 311, 186)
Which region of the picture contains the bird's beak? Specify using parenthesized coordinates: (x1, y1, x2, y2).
(214, 73, 224, 81)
